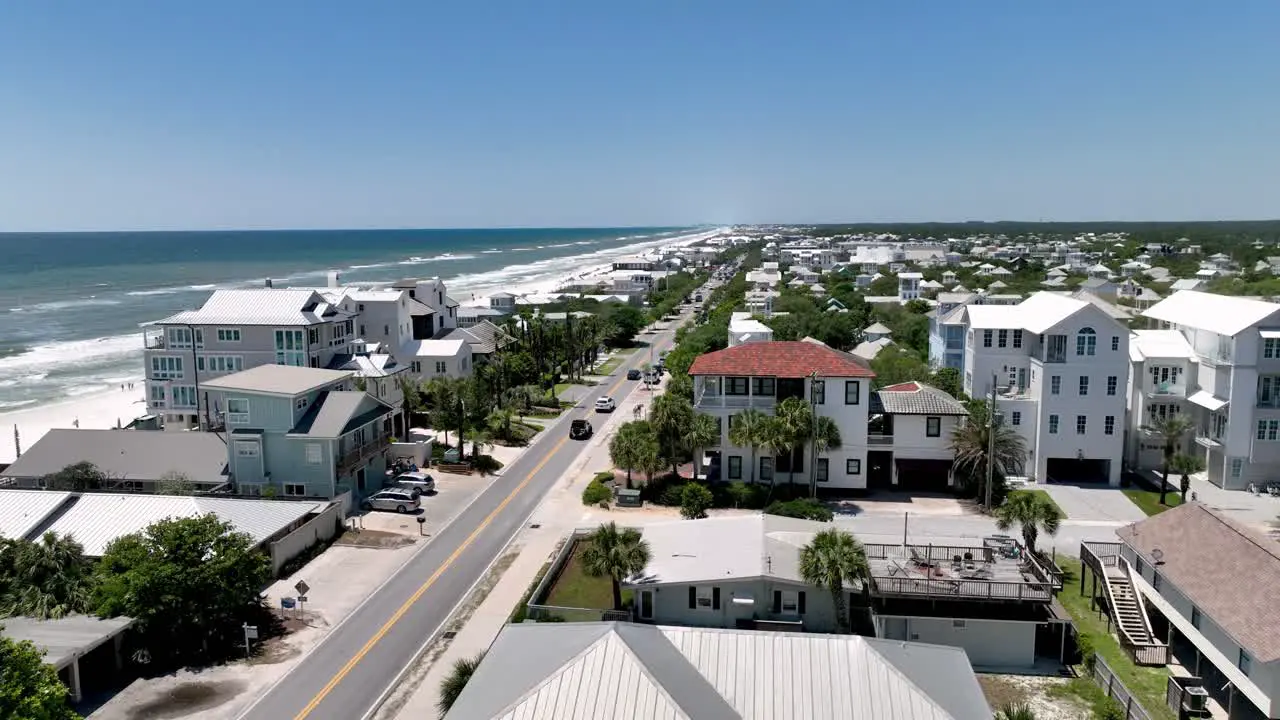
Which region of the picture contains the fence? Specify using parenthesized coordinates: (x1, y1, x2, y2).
(1092, 654, 1157, 720)
(267, 500, 344, 575)
(523, 528, 630, 622)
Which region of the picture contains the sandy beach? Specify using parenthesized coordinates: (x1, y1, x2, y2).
(0, 386, 147, 463)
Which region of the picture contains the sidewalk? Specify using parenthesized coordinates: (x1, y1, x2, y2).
(383, 352, 672, 720)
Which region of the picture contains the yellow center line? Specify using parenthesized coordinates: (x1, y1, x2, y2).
(292, 347, 650, 719)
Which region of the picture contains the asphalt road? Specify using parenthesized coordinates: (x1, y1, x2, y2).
(237, 314, 686, 720)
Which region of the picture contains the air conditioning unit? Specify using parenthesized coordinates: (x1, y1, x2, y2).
(1184, 685, 1208, 712)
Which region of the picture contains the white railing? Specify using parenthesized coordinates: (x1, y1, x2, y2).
(695, 394, 776, 410)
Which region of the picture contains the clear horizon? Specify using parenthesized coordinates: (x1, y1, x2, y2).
(2, 1, 1277, 232)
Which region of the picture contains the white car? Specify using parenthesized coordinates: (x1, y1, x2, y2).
(392, 471, 436, 496)
(594, 396, 617, 413)
(362, 489, 421, 513)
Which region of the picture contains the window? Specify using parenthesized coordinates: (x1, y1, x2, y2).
(1111, 336, 1120, 352)
(1050, 375, 1061, 395)
(383, 325, 389, 335)
(1266, 338, 1280, 359)
(435, 361, 447, 374)
(1191, 607, 1202, 629)
(952, 619, 967, 629)
(983, 329, 993, 348)
(1011, 411, 1021, 426)
(692, 586, 718, 610)
(307, 328, 320, 346)
(844, 380, 861, 405)
(166, 327, 200, 348)
(149, 385, 166, 405)
(725, 377, 749, 395)
(1076, 327, 1097, 356)
(359, 325, 366, 336)
(1012, 330, 1023, 349)
(305, 443, 323, 465)
(813, 380, 825, 404)
(226, 398, 250, 424)
(997, 329, 1008, 348)
(275, 329, 306, 366)
(234, 441, 259, 457)
(1231, 458, 1245, 478)
(1135, 557, 1145, 575)
(1239, 650, 1252, 675)
(728, 456, 742, 480)
(150, 356, 184, 379)
(216, 328, 241, 342)
(1107, 376, 1117, 396)
(1049, 415, 1059, 434)
(1257, 420, 1280, 441)
(296, 396, 309, 411)
(751, 377, 775, 397)
(926, 417, 941, 437)
(1105, 416, 1115, 435)
(846, 458, 862, 474)
(284, 483, 306, 497)
(1152, 572, 1163, 591)
(1076, 415, 1087, 435)
(816, 458, 829, 483)
(171, 386, 197, 408)
(760, 457, 774, 481)
(780, 590, 800, 614)
(1078, 376, 1089, 396)
(201, 355, 243, 373)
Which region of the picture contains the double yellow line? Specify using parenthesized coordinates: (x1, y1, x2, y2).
(290, 346, 652, 719)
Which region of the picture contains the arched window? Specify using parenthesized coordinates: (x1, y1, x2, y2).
(1076, 327, 1097, 356)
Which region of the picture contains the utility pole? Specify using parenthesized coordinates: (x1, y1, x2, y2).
(984, 372, 998, 511)
(809, 371, 819, 499)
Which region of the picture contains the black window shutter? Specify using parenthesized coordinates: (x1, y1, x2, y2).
(689, 587, 696, 609)
(773, 591, 782, 614)
(798, 591, 807, 615)
(712, 587, 721, 610)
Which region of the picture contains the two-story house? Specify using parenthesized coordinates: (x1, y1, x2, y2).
(143, 288, 356, 430)
(928, 292, 979, 370)
(1126, 329, 1197, 474)
(1142, 290, 1280, 490)
(866, 382, 968, 491)
(727, 312, 773, 347)
(390, 277, 457, 336)
(963, 292, 1129, 485)
(688, 339, 875, 490)
(201, 365, 393, 499)
(1086, 504, 1280, 719)
(897, 271, 923, 301)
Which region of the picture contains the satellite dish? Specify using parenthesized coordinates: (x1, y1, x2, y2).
(1151, 548, 1165, 564)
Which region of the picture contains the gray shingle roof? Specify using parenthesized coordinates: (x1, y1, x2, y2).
(445, 622, 991, 720)
(0, 429, 229, 485)
(875, 382, 968, 415)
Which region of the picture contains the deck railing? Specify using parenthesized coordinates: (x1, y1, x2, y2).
(338, 435, 390, 474)
(863, 543, 1056, 602)
(1081, 542, 1170, 667)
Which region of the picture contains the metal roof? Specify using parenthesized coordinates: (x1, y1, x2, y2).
(446, 622, 990, 720)
(151, 289, 353, 326)
(202, 364, 352, 396)
(29, 493, 323, 556)
(290, 391, 390, 437)
(0, 429, 229, 486)
(399, 338, 469, 358)
(0, 489, 72, 540)
(1142, 290, 1280, 337)
(0, 615, 134, 670)
(1129, 329, 1194, 362)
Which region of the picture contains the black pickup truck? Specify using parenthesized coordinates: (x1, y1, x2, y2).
(569, 419, 593, 440)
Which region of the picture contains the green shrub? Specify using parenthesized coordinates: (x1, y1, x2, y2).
(473, 454, 503, 476)
(764, 498, 833, 522)
(680, 483, 714, 519)
(658, 483, 687, 506)
(1076, 632, 1097, 671)
(582, 480, 613, 506)
(593, 471, 615, 484)
(1092, 696, 1124, 720)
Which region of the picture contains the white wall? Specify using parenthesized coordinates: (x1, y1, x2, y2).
(267, 502, 343, 575)
(874, 614, 1038, 668)
(891, 415, 961, 460)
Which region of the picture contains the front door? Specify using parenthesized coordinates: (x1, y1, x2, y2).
(357, 467, 367, 491)
(639, 590, 654, 620)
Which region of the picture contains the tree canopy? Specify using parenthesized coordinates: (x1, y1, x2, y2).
(0, 634, 80, 720)
(0, 533, 95, 620)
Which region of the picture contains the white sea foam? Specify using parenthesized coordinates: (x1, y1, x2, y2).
(0, 400, 37, 409)
(9, 297, 123, 313)
(0, 335, 141, 379)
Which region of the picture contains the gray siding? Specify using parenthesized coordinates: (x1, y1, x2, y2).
(875, 615, 1036, 668)
(634, 578, 844, 633)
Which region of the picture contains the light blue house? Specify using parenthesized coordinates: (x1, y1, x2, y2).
(928, 292, 976, 370)
(202, 365, 394, 501)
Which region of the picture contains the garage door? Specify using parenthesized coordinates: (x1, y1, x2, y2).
(893, 459, 953, 492)
(1046, 458, 1110, 483)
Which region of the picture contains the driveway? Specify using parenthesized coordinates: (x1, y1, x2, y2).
(1036, 483, 1147, 523)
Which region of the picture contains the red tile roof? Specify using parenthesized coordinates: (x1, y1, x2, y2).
(881, 381, 921, 392)
(687, 341, 876, 379)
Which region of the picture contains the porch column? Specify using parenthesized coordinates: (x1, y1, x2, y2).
(67, 660, 82, 703)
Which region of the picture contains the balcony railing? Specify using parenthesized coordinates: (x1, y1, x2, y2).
(867, 434, 894, 446)
(1193, 433, 1222, 449)
(144, 336, 166, 350)
(338, 435, 390, 474)
(1148, 382, 1186, 396)
(695, 393, 777, 410)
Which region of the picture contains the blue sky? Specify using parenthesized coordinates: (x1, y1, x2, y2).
(1, 1, 1277, 230)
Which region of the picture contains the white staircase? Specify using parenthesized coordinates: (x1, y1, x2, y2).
(1103, 566, 1156, 645)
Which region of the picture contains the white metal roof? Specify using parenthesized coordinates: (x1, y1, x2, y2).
(0, 490, 72, 540)
(1130, 329, 1195, 362)
(34, 493, 323, 556)
(963, 304, 1022, 330)
(399, 338, 468, 358)
(202, 365, 352, 396)
(1142, 290, 1280, 337)
(1188, 390, 1228, 413)
(152, 289, 352, 326)
(0, 615, 134, 670)
(1015, 292, 1090, 334)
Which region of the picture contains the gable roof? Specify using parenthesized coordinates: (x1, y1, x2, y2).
(445, 622, 991, 720)
(436, 320, 515, 355)
(0, 430, 229, 486)
(202, 365, 352, 396)
(687, 340, 874, 379)
(875, 382, 968, 415)
(152, 289, 352, 326)
(1129, 329, 1194, 362)
(862, 322, 892, 335)
(1117, 503, 1280, 662)
(289, 391, 390, 437)
(1142, 290, 1280, 337)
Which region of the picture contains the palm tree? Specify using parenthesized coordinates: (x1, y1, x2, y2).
(1140, 413, 1195, 506)
(649, 394, 694, 478)
(994, 492, 1062, 554)
(436, 652, 485, 718)
(426, 377, 467, 456)
(0, 532, 95, 619)
(775, 397, 812, 487)
(950, 417, 1027, 509)
(728, 408, 768, 484)
(580, 522, 652, 611)
(808, 415, 842, 497)
(798, 529, 869, 633)
(687, 413, 721, 480)
(996, 702, 1038, 720)
(609, 421, 657, 489)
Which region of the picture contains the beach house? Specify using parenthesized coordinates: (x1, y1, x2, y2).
(200, 365, 393, 499)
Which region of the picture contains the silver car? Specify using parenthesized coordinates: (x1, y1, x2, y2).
(362, 489, 421, 513)
(392, 471, 436, 496)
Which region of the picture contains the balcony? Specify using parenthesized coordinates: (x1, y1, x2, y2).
(1193, 432, 1222, 449)
(1148, 382, 1187, 397)
(695, 393, 777, 410)
(867, 434, 894, 446)
(144, 335, 166, 350)
(338, 435, 391, 474)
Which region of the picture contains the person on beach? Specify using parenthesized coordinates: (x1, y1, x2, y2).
(73, 418, 79, 428)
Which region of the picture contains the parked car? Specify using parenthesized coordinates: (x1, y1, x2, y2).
(626, 369, 642, 380)
(361, 489, 421, 513)
(594, 396, 617, 412)
(391, 471, 435, 496)
(570, 419, 593, 440)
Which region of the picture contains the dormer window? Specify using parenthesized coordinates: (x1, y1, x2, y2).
(1076, 327, 1096, 356)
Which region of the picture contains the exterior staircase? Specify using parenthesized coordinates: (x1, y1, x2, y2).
(1104, 566, 1156, 645)
(1081, 541, 1170, 666)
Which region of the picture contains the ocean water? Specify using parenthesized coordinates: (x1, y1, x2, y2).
(0, 227, 702, 409)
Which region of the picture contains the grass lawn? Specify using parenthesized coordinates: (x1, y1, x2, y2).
(1123, 486, 1184, 516)
(543, 542, 632, 611)
(1055, 557, 1177, 720)
(1011, 488, 1068, 519)
(594, 357, 624, 375)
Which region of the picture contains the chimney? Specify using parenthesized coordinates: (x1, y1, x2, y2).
(264, 278, 274, 288)
(327, 270, 341, 288)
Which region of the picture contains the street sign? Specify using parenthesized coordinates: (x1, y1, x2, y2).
(294, 580, 310, 596)
(244, 624, 259, 640)
(297, 595, 308, 603)
(281, 597, 296, 609)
